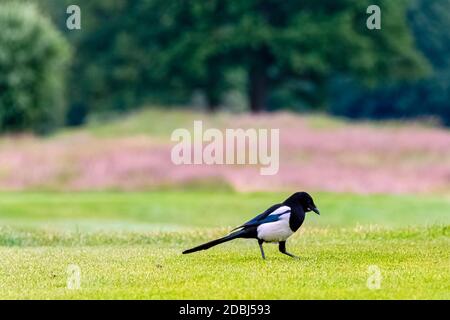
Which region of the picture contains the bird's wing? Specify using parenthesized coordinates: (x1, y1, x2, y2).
(231, 204, 291, 231)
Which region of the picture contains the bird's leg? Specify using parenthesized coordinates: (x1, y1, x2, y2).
(279, 241, 299, 259)
(258, 239, 266, 260)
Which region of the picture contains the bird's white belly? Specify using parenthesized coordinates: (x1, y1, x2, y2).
(257, 219, 293, 242)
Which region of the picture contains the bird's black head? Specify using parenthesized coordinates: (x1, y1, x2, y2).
(284, 192, 320, 215)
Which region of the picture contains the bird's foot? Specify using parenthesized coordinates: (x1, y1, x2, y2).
(283, 252, 300, 259)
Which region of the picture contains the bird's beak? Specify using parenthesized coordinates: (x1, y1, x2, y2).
(312, 207, 320, 215)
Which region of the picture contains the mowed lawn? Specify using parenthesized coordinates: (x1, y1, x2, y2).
(0, 191, 449, 299)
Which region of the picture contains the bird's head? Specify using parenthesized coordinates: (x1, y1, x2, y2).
(284, 192, 320, 215)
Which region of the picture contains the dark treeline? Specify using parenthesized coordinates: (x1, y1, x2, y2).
(1, 0, 448, 133)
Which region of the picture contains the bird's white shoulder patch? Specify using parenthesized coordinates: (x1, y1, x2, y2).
(269, 205, 291, 216)
(257, 211, 293, 242)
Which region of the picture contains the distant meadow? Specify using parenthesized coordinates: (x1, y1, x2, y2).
(1, 109, 449, 194)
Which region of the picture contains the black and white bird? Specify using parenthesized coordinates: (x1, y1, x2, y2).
(183, 192, 320, 259)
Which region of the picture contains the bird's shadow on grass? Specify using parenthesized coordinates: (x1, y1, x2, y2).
(180, 252, 313, 264)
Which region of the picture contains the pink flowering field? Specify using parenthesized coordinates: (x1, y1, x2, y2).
(1, 108, 449, 194)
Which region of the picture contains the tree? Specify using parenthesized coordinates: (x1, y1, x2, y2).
(140, 0, 428, 112)
(40, 0, 428, 117)
(329, 0, 450, 125)
(0, 2, 70, 134)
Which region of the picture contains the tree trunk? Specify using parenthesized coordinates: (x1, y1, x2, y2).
(205, 60, 222, 113)
(206, 98, 219, 113)
(248, 60, 269, 113)
(205, 87, 220, 113)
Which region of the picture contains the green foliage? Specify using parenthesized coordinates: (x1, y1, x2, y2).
(410, 0, 450, 70)
(330, 0, 450, 125)
(0, 191, 448, 229)
(56, 0, 199, 122)
(41, 0, 428, 118)
(175, 0, 427, 111)
(0, 2, 70, 134)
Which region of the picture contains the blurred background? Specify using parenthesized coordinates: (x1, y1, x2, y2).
(0, 0, 449, 194)
(1, 2, 449, 300)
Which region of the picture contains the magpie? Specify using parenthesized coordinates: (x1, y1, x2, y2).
(183, 192, 320, 259)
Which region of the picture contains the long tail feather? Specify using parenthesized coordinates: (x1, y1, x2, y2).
(183, 230, 244, 254)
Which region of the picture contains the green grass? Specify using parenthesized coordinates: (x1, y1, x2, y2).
(0, 191, 449, 299)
